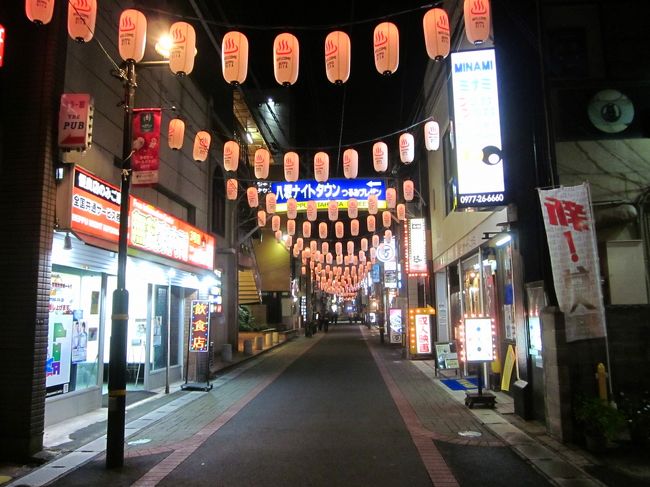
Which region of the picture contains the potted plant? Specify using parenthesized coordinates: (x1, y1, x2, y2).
(574, 395, 625, 452)
(618, 390, 650, 445)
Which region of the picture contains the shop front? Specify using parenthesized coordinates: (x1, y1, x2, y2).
(46, 166, 216, 425)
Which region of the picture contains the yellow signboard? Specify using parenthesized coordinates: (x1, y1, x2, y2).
(501, 344, 516, 391)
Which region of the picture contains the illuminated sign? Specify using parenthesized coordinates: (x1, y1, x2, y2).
(70, 167, 215, 270)
(0, 24, 5, 68)
(408, 307, 435, 356)
(405, 218, 428, 276)
(189, 300, 210, 352)
(450, 49, 505, 208)
(389, 308, 403, 344)
(463, 317, 496, 362)
(58, 93, 94, 151)
(268, 178, 386, 212)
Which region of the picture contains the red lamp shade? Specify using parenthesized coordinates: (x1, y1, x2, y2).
(403, 180, 415, 202)
(382, 210, 392, 228)
(118, 9, 147, 63)
(302, 221, 311, 238)
(26, 0, 55, 25)
(222, 31, 248, 85)
(307, 201, 317, 221)
(368, 194, 378, 215)
(397, 203, 406, 221)
(386, 188, 397, 209)
(424, 120, 440, 151)
(335, 222, 344, 239)
(247, 187, 259, 208)
(350, 219, 360, 236)
(254, 148, 270, 179)
(257, 210, 267, 227)
(399, 132, 414, 164)
(325, 31, 351, 84)
(68, 0, 97, 42)
(423, 8, 450, 61)
(274, 32, 299, 86)
(193, 131, 211, 162)
(361, 238, 368, 252)
(372, 235, 380, 248)
(319, 222, 328, 239)
(287, 219, 296, 236)
(272, 215, 281, 232)
(284, 152, 299, 182)
(373, 142, 388, 173)
(328, 200, 338, 221)
(287, 198, 298, 220)
(464, 0, 491, 45)
(223, 140, 239, 172)
(168, 118, 185, 150)
(266, 193, 277, 214)
(367, 215, 376, 233)
(343, 148, 358, 179)
(373, 22, 399, 75)
(226, 178, 238, 200)
(169, 22, 196, 76)
(348, 198, 358, 219)
(314, 152, 329, 182)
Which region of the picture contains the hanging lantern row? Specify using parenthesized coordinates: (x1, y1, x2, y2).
(27, 2, 491, 83)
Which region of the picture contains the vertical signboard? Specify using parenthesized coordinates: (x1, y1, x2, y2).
(408, 307, 435, 356)
(450, 48, 505, 208)
(388, 308, 403, 344)
(463, 317, 496, 362)
(405, 218, 428, 276)
(58, 93, 94, 151)
(47, 272, 77, 388)
(189, 300, 210, 352)
(131, 108, 162, 186)
(538, 183, 606, 342)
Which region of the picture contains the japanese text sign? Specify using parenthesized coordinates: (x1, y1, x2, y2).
(408, 307, 435, 356)
(131, 108, 161, 187)
(189, 300, 210, 352)
(406, 218, 428, 276)
(58, 93, 94, 151)
(538, 183, 606, 342)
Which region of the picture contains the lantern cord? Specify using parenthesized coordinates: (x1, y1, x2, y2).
(335, 85, 348, 177)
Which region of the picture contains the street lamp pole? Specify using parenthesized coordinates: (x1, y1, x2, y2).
(106, 59, 136, 469)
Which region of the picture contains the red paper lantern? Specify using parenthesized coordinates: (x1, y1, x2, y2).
(335, 242, 343, 256)
(343, 148, 359, 179)
(287, 198, 298, 220)
(287, 219, 296, 236)
(303, 221, 312, 238)
(423, 8, 450, 61)
(168, 118, 185, 150)
(169, 21, 196, 77)
(274, 33, 299, 86)
(118, 9, 147, 63)
(314, 152, 329, 182)
(361, 238, 368, 252)
(382, 210, 392, 228)
(328, 200, 338, 221)
(223, 140, 239, 172)
(222, 31, 248, 85)
(319, 222, 328, 239)
(68, 0, 97, 42)
(226, 178, 238, 200)
(367, 215, 376, 233)
(403, 180, 415, 202)
(325, 31, 351, 84)
(335, 222, 344, 239)
(275, 230, 283, 242)
(372, 142, 388, 173)
(254, 148, 270, 179)
(373, 22, 399, 75)
(307, 201, 317, 221)
(424, 120, 440, 151)
(464, 0, 491, 45)
(386, 188, 397, 209)
(284, 152, 299, 182)
(257, 210, 266, 227)
(350, 219, 359, 236)
(372, 235, 380, 248)
(397, 203, 406, 221)
(348, 198, 358, 219)
(368, 194, 378, 215)
(384, 229, 392, 242)
(347, 241, 355, 255)
(296, 237, 304, 250)
(272, 215, 281, 232)
(26, 0, 55, 25)
(322, 242, 329, 255)
(193, 131, 210, 162)
(399, 133, 414, 164)
(247, 187, 259, 208)
(266, 193, 277, 214)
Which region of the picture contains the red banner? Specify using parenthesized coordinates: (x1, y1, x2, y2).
(131, 108, 161, 187)
(189, 300, 210, 352)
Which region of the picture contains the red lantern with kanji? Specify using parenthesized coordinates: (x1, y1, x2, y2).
(367, 215, 376, 233)
(287, 198, 298, 219)
(272, 215, 281, 232)
(464, 0, 491, 45)
(322, 242, 329, 255)
(169, 21, 196, 76)
(247, 187, 259, 208)
(257, 210, 266, 227)
(254, 148, 270, 179)
(403, 179, 415, 202)
(399, 132, 414, 164)
(26, 0, 55, 25)
(266, 193, 277, 214)
(284, 152, 299, 182)
(287, 219, 296, 236)
(350, 219, 359, 236)
(319, 222, 328, 239)
(368, 194, 378, 215)
(372, 235, 380, 248)
(222, 31, 248, 85)
(314, 152, 329, 182)
(343, 148, 358, 179)
(325, 31, 351, 84)
(296, 237, 304, 250)
(372, 142, 388, 173)
(328, 200, 339, 221)
(385, 229, 392, 242)
(382, 210, 392, 228)
(335, 242, 343, 256)
(347, 241, 355, 256)
(397, 203, 406, 221)
(307, 201, 317, 221)
(68, 0, 97, 42)
(361, 238, 368, 252)
(386, 188, 397, 209)
(223, 140, 239, 172)
(335, 222, 344, 239)
(274, 32, 299, 86)
(193, 131, 210, 162)
(373, 22, 399, 75)
(424, 120, 440, 151)
(226, 178, 238, 200)
(118, 9, 147, 63)
(348, 198, 358, 219)
(168, 118, 185, 150)
(302, 221, 311, 238)
(423, 8, 450, 61)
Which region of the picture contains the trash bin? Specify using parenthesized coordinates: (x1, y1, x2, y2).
(243, 339, 253, 356)
(221, 343, 232, 363)
(255, 336, 264, 350)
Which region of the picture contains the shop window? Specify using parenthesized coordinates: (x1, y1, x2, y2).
(461, 254, 481, 317)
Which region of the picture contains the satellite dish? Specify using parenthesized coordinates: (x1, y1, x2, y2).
(587, 89, 634, 134)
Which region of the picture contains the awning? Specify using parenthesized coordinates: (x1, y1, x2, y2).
(238, 269, 261, 305)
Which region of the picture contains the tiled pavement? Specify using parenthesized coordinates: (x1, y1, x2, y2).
(2, 326, 613, 486)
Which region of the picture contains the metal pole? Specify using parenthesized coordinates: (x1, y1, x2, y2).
(165, 276, 171, 394)
(106, 60, 135, 469)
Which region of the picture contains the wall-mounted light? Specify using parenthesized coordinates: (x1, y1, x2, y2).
(245, 131, 253, 144)
(64, 232, 72, 250)
(495, 234, 511, 247)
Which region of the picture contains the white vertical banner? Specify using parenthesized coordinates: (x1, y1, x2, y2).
(538, 183, 606, 342)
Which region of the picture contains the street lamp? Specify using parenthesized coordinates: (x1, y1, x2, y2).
(106, 10, 196, 469)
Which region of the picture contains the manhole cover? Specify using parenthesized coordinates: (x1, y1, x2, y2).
(458, 430, 482, 437)
(127, 438, 151, 445)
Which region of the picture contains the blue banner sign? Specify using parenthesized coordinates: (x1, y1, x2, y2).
(268, 179, 387, 212)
